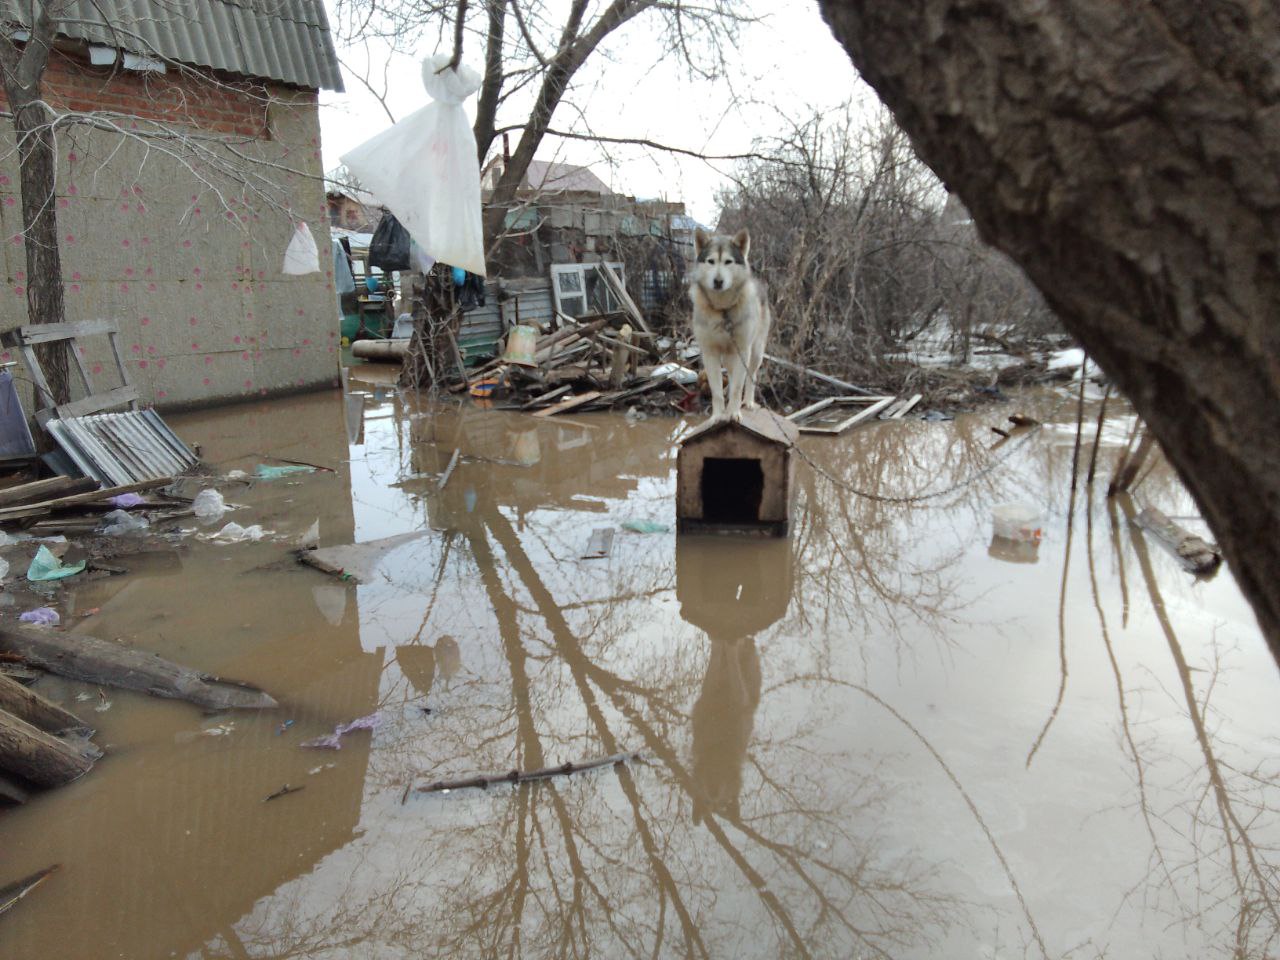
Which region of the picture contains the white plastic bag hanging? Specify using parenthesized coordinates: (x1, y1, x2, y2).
(339, 54, 486, 276)
(282, 221, 320, 275)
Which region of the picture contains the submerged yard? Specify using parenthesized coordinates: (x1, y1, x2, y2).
(0, 373, 1274, 959)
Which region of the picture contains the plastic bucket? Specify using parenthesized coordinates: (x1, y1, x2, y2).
(502, 324, 538, 367)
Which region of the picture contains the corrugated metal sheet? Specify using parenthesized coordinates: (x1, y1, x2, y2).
(1, 0, 343, 91)
(48, 409, 199, 486)
(458, 278, 556, 359)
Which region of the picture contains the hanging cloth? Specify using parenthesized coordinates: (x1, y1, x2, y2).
(340, 54, 486, 276)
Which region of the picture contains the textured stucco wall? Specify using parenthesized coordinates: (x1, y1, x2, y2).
(0, 56, 339, 412)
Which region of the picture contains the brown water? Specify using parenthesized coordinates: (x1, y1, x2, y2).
(0, 376, 1276, 960)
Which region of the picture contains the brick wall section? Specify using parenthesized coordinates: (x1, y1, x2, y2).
(0, 54, 270, 138)
(0, 52, 339, 411)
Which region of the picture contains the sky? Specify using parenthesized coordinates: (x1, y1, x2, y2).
(318, 1, 872, 225)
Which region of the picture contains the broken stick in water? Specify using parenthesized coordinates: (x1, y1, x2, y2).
(264, 783, 304, 802)
(0, 864, 59, 918)
(407, 751, 641, 801)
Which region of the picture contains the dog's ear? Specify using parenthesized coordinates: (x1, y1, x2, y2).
(694, 227, 710, 258)
(733, 228, 750, 262)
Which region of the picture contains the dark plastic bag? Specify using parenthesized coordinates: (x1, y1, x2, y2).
(368, 213, 411, 271)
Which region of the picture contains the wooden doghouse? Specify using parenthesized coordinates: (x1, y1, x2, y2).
(677, 409, 799, 537)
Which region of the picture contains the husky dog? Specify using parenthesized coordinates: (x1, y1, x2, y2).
(689, 227, 771, 421)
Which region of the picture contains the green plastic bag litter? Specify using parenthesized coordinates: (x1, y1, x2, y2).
(255, 464, 316, 480)
(621, 520, 670, 534)
(27, 544, 85, 581)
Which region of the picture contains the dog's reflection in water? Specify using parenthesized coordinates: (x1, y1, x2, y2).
(677, 537, 792, 823)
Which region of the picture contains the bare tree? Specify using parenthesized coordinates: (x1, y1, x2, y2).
(816, 1, 1280, 662)
(0, 2, 72, 403)
(717, 108, 1055, 405)
(331, 0, 752, 252)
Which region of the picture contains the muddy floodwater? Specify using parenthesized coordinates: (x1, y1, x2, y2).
(1, 372, 1276, 959)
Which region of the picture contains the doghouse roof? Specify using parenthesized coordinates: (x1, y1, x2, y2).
(680, 408, 799, 448)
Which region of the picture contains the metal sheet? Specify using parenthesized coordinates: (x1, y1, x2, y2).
(48, 410, 198, 487)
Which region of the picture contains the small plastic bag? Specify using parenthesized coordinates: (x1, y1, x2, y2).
(100, 509, 149, 536)
(282, 221, 320, 275)
(209, 522, 266, 543)
(19, 606, 59, 625)
(27, 544, 85, 581)
(192, 488, 229, 521)
(298, 519, 320, 550)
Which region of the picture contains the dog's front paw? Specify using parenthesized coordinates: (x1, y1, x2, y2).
(729, 409, 743, 424)
(742, 401, 759, 411)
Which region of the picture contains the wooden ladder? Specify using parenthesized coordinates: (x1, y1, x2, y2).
(0, 320, 139, 426)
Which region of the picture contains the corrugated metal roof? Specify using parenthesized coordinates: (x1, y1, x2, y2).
(48, 410, 199, 485)
(1, 0, 343, 91)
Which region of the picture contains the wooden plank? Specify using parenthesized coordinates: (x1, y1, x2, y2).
(105, 329, 137, 410)
(0, 477, 173, 520)
(18, 343, 56, 410)
(532, 390, 602, 418)
(881, 393, 923, 419)
(67, 339, 94, 398)
(581, 527, 615, 559)
(597, 262, 651, 335)
(53, 385, 139, 419)
(0, 476, 96, 508)
(788, 395, 896, 435)
(764, 354, 878, 397)
(14, 319, 117, 345)
(520, 384, 572, 410)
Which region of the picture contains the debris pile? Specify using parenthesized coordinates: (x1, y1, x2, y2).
(451, 313, 707, 416)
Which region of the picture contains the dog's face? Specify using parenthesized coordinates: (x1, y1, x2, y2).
(692, 228, 751, 300)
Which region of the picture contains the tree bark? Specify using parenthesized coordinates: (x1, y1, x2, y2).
(0, 7, 71, 406)
(472, 0, 507, 166)
(0, 708, 97, 787)
(818, 1, 1280, 661)
(0, 673, 88, 735)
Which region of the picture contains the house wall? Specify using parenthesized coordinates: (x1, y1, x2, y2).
(0, 53, 337, 411)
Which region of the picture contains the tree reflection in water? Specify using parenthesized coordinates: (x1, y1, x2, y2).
(194, 394, 1280, 960)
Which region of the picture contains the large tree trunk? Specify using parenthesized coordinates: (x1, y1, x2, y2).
(818, 1, 1280, 662)
(0, 8, 71, 407)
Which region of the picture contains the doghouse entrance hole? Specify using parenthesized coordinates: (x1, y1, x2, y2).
(701, 457, 764, 524)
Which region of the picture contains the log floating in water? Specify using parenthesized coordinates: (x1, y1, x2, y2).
(408, 750, 641, 800)
(0, 673, 89, 735)
(1133, 506, 1222, 576)
(0, 709, 99, 787)
(0, 625, 277, 711)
